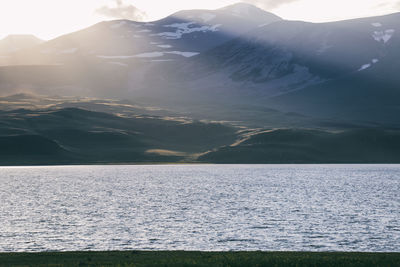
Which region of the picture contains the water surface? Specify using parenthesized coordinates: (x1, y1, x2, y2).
(0, 164, 399, 252)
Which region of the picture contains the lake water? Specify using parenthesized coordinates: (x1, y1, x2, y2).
(0, 164, 399, 252)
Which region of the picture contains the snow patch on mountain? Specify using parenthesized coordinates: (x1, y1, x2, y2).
(371, 22, 382, 27)
(358, 63, 371, 71)
(154, 32, 180, 39)
(97, 51, 199, 59)
(154, 22, 221, 40)
(166, 51, 199, 57)
(372, 29, 395, 43)
(164, 22, 194, 29)
(358, 58, 379, 71)
(133, 52, 164, 58)
(157, 44, 172, 48)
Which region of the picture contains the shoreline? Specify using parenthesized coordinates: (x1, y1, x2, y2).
(1, 162, 400, 167)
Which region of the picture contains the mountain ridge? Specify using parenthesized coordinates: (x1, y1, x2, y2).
(0, 3, 281, 66)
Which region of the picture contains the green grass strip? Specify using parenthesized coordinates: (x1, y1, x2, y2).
(0, 251, 399, 267)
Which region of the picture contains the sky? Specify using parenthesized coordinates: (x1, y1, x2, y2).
(0, 0, 399, 40)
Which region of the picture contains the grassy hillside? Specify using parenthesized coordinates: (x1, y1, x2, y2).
(1, 95, 400, 165)
(200, 128, 400, 163)
(0, 107, 238, 165)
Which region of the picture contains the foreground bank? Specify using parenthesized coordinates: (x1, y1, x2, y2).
(1, 251, 399, 267)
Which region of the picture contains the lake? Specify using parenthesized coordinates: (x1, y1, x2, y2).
(0, 164, 399, 252)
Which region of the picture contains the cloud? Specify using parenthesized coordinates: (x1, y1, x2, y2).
(242, 0, 300, 10)
(96, 0, 147, 21)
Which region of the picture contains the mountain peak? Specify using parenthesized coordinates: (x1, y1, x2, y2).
(1, 34, 43, 43)
(219, 2, 282, 20)
(221, 2, 265, 13)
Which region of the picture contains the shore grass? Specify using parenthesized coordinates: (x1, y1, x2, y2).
(0, 251, 399, 267)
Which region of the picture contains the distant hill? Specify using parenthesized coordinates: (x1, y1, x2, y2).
(0, 104, 238, 165)
(199, 128, 400, 164)
(0, 34, 43, 55)
(1, 94, 400, 165)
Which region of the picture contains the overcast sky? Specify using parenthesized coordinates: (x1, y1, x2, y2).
(0, 0, 399, 40)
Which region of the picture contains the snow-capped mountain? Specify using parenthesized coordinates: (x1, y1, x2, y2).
(2, 3, 280, 65)
(1, 5, 400, 126)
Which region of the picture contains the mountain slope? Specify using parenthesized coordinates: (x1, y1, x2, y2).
(160, 12, 400, 99)
(265, 13, 400, 125)
(268, 49, 400, 126)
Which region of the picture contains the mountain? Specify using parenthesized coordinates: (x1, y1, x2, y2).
(0, 34, 43, 55)
(1, 3, 280, 66)
(0, 3, 283, 118)
(0, 6, 400, 128)
(130, 12, 400, 126)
